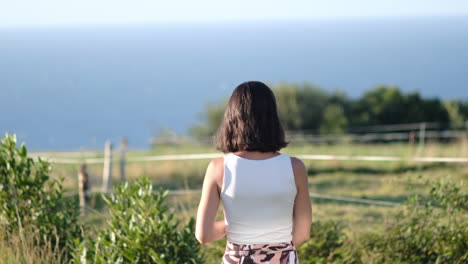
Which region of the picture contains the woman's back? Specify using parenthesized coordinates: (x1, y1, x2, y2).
(195, 81, 311, 264)
(221, 152, 297, 244)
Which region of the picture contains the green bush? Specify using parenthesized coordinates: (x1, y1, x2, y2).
(74, 178, 203, 264)
(0, 133, 81, 259)
(297, 180, 467, 264)
(297, 220, 360, 264)
(360, 179, 468, 264)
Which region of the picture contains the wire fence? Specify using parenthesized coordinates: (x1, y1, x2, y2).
(35, 123, 467, 214)
(152, 121, 468, 145)
(65, 188, 401, 207)
(56, 151, 467, 210)
(37, 152, 468, 164)
(39, 151, 468, 209)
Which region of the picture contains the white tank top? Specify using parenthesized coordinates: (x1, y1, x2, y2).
(221, 152, 297, 244)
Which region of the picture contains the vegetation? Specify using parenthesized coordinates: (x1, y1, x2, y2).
(3, 78, 468, 263)
(0, 134, 81, 261)
(1, 134, 203, 263)
(297, 220, 357, 264)
(190, 83, 468, 138)
(359, 179, 468, 264)
(296, 179, 468, 264)
(74, 178, 202, 264)
(2, 127, 468, 262)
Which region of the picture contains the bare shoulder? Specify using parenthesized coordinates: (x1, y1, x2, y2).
(290, 156, 308, 186)
(205, 157, 224, 187)
(208, 157, 224, 171)
(290, 156, 306, 172)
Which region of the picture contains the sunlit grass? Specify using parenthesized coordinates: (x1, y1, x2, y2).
(0, 227, 65, 264)
(28, 141, 468, 261)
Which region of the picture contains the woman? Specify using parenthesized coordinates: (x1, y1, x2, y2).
(195, 81, 312, 263)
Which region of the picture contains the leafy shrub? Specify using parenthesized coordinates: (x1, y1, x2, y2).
(297, 220, 361, 264)
(360, 179, 468, 264)
(74, 178, 203, 264)
(0, 133, 81, 258)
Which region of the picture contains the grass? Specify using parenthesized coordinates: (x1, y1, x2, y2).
(44, 141, 468, 190)
(45, 141, 468, 207)
(26, 141, 468, 261)
(0, 227, 65, 264)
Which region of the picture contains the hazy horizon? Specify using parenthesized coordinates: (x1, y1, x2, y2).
(2, 0, 468, 26)
(1, 16, 467, 151)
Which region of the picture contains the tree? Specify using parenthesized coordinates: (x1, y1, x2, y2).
(443, 100, 465, 127)
(272, 82, 329, 131)
(352, 85, 406, 125)
(189, 82, 466, 139)
(319, 104, 348, 135)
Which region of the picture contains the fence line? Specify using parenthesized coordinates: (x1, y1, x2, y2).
(38, 152, 468, 164)
(37, 137, 466, 216)
(64, 188, 400, 207)
(298, 154, 468, 163)
(346, 121, 443, 133)
(288, 130, 466, 144)
(152, 121, 468, 145)
(154, 130, 467, 145)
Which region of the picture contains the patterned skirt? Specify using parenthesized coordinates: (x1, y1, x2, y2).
(221, 241, 299, 264)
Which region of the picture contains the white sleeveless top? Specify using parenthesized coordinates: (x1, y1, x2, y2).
(220, 152, 297, 244)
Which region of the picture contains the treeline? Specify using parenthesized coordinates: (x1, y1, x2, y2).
(190, 82, 468, 137)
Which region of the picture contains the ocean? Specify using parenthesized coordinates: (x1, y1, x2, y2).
(1, 16, 467, 150)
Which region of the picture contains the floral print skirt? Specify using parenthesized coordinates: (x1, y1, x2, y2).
(221, 241, 299, 264)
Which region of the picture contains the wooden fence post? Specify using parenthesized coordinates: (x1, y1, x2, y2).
(409, 131, 415, 145)
(78, 164, 89, 216)
(102, 140, 113, 193)
(417, 122, 426, 157)
(119, 137, 128, 183)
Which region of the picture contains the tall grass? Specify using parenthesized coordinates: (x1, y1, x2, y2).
(0, 226, 65, 264)
(6, 139, 467, 263)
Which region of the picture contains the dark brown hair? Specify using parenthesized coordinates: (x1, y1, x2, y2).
(214, 81, 289, 153)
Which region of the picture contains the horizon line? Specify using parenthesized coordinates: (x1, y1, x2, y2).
(1, 14, 467, 29)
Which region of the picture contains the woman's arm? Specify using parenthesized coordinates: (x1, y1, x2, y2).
(195, 158, 226, 244)
(291, 157, 312, 247)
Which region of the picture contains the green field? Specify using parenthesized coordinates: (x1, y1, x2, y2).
(31, 141, 467, 262)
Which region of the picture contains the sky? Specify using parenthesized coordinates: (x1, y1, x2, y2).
(1, 0, 468, 26)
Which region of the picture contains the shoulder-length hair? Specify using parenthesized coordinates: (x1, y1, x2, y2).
(214, 81, 289, 153)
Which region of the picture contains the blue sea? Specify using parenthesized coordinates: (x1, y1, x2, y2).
(1, 16, 467, 151)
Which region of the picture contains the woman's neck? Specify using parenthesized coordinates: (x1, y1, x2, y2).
(233, 151, 280, 160)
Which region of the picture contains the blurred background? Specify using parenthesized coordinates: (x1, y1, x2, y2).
(1, 1, 468, 263)
(1, 0, 467, 150)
